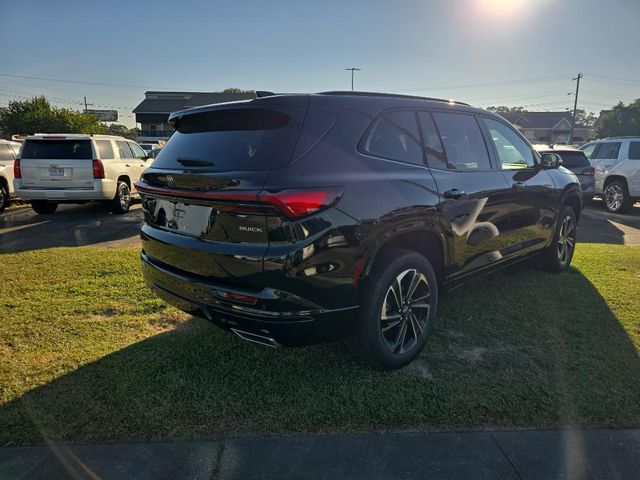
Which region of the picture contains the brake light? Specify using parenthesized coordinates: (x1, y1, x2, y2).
(258, 188, 343, 218)
(217, 291, 258, 305)
(581, 166, 595, 176)
(92, 159, 105, 179)
(13, 159, 21, 178)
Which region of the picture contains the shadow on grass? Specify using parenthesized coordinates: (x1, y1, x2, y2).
(2, 264, 639, 445)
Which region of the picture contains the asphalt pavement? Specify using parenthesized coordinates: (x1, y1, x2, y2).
(1, 429, 639, 479)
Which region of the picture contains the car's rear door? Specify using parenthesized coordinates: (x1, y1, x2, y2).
(589, 141, 622, 194)
(480, 116, 558, 255)
(626, 141, 640, 196)
(19, 137, 94, 190)
(419, 111, 514, 279)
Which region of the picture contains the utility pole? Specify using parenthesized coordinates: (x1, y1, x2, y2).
(569, 72, 583, 144)
(345, 67, 361, 91)
(84, 96, 88, 113)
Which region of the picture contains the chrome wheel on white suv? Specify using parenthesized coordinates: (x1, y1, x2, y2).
(604, 181, 632, 213)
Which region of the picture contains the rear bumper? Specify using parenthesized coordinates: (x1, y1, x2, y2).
(141, 251, 358, 346)
(13, 179, 117, 201)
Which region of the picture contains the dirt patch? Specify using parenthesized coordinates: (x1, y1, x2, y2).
(402, 358, 434, 381)
(148, 311, 193, 331)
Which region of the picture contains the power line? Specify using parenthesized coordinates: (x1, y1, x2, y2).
(396, 75, 568, 93)
(587, 74, 640, 85)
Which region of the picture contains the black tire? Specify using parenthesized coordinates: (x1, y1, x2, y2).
(0, 183, 9, 212)
(31, 200, 58, 215)
(111, 181, 131, 214)
(603, 180, 633, 213)
(350, 248, 439, 370)
(541, 205, 577, 272)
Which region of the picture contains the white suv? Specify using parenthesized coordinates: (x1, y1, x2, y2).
(0, 139, 22, 212)
(14, 134, 151, 214)
(581, 137, 640, 213)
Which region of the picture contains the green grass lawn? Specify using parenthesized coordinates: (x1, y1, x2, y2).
(1, 244, 639, 445)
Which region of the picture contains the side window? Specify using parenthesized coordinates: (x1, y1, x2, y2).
(417, 111, 449, 170)
(0, 144, 14, 161)
(593, 142, 621, 160)
(9, 144, 21, 157)
(432, 112, 491, 170)
(628, 142, 640, 160)
(117, 141, 133, 159)
(129, 143, 147, 159)
(95, 140, 114, 159)
(581, 143, 597, 159)
(361, 110, 423, 165)
(483, 118, 535, 169)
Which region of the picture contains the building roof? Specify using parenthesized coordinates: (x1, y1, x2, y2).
(501, 111, 587, 129)
(133, 91, 256, 114)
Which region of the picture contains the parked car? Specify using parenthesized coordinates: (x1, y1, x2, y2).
(139, 143, 162, 156)
(0, 139, 22, 212)
(536, 146, 595, 202)
(135, 92, 582, 369)
(14, 134, 152, 214)
(580, 137, 640, 213)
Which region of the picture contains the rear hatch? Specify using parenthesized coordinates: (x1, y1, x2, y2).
(137, 100, 308, 288)
(20, 137, 94, 189)
(554, 150, 594, 182)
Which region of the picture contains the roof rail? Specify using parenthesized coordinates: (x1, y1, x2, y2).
(256, 91, 276, 98)
(317, 91, 470, 106)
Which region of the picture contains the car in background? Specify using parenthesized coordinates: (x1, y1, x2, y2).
(580, 137, 640, 213)
(535, 146, 595, 202)
(0, 139, 22, 212)
(14, 134, 152, 215)
(136, 91, 582, 369)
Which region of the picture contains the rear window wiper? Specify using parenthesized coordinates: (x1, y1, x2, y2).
(176, 158, 215, 167)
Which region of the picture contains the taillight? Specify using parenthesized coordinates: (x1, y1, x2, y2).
(92, 159, 105, 179)
(258, 188, 343, 218)
(13, 159, 21, 178)
(581, 166, 595, 176)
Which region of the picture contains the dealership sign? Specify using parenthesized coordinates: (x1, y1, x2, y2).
(85, 109, 118, 121)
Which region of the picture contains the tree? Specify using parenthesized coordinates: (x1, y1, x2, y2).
(593, 99, 640, 138)
(486, 106, 527, 115)
(574, 109, 597, 128)
(0, 96, 105, 137)
(103, 123, 141, 140)
(222, 88, 256, 94)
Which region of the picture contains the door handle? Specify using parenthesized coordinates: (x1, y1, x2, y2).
(443, 188, 466, 200)
(512, 181, 526, 190)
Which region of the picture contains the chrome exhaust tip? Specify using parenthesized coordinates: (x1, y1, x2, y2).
(231, 328, 280, 348)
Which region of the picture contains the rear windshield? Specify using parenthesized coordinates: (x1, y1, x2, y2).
(151, 108, 293, 171)
(553, 150, 590, 167)
(22, 139, 92, 160)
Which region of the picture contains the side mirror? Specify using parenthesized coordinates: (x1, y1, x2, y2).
(540, 153, 562, 169)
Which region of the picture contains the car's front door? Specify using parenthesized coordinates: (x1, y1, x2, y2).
(480, 116, 558, 255)
(419, 111, 514, 279)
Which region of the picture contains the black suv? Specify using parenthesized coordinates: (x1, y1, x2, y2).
(136, 92, 582, 369)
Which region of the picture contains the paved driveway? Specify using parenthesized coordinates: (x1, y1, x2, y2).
(0, 200, 638, 253)
(0, 203, 143, 252)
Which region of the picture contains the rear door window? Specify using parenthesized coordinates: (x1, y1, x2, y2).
(22, 140, 92, 159)
(360, 110, 423, 165)
(117, 141, 134, 159)
(417, 111, 449, 170)
(432, 112, 491, 170)
(593, 142, 621, 160)
(152, 108, 299, 171)
(95, 140, 114, 159)
(0, 144, 14, 161)
(628, 142, 640, 160)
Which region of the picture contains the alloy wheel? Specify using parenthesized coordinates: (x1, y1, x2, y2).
(557, 215, 576, 265)
(380, 269, 431, 354)
(119, 184, 131, 210)
(604, 183, 624, 212)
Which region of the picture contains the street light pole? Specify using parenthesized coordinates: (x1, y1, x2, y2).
(345, 67, 361, 91)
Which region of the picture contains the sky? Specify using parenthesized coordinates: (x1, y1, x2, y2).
(1, 0, 640, 128)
